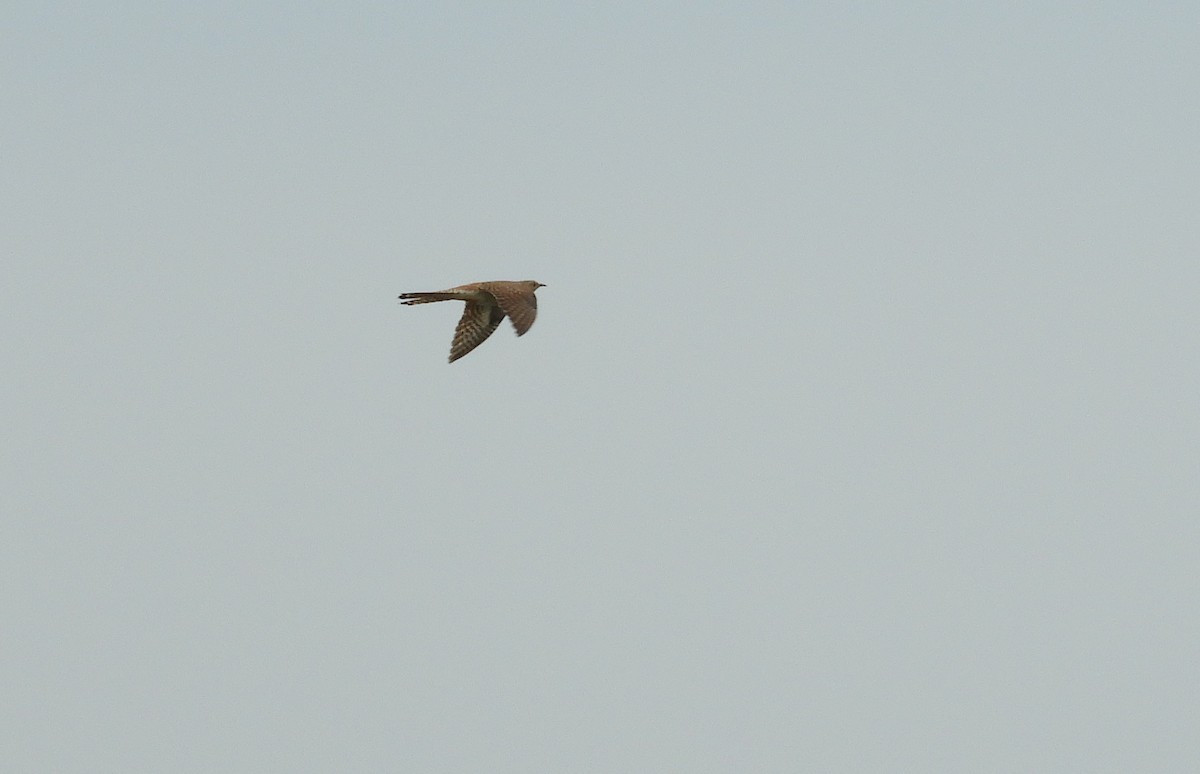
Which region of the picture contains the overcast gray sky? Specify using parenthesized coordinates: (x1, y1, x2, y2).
(3, 2, 1198, 771)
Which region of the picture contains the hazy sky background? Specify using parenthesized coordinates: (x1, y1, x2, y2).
(3, 2, 1198, 771)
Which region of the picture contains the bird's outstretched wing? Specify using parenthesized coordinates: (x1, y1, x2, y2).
(449, 302, 505, 362)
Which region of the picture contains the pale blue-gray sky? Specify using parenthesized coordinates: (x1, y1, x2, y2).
(3, 3, 1198, 771)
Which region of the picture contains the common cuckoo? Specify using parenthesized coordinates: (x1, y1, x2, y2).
(398, 280, 546, 363)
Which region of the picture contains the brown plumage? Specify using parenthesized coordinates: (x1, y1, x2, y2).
(398, 280, 546, 362)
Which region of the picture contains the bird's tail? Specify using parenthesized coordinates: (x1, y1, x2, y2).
(398, 292, 461, 305)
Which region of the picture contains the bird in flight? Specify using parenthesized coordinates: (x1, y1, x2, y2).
(398, 280, 546, 362)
